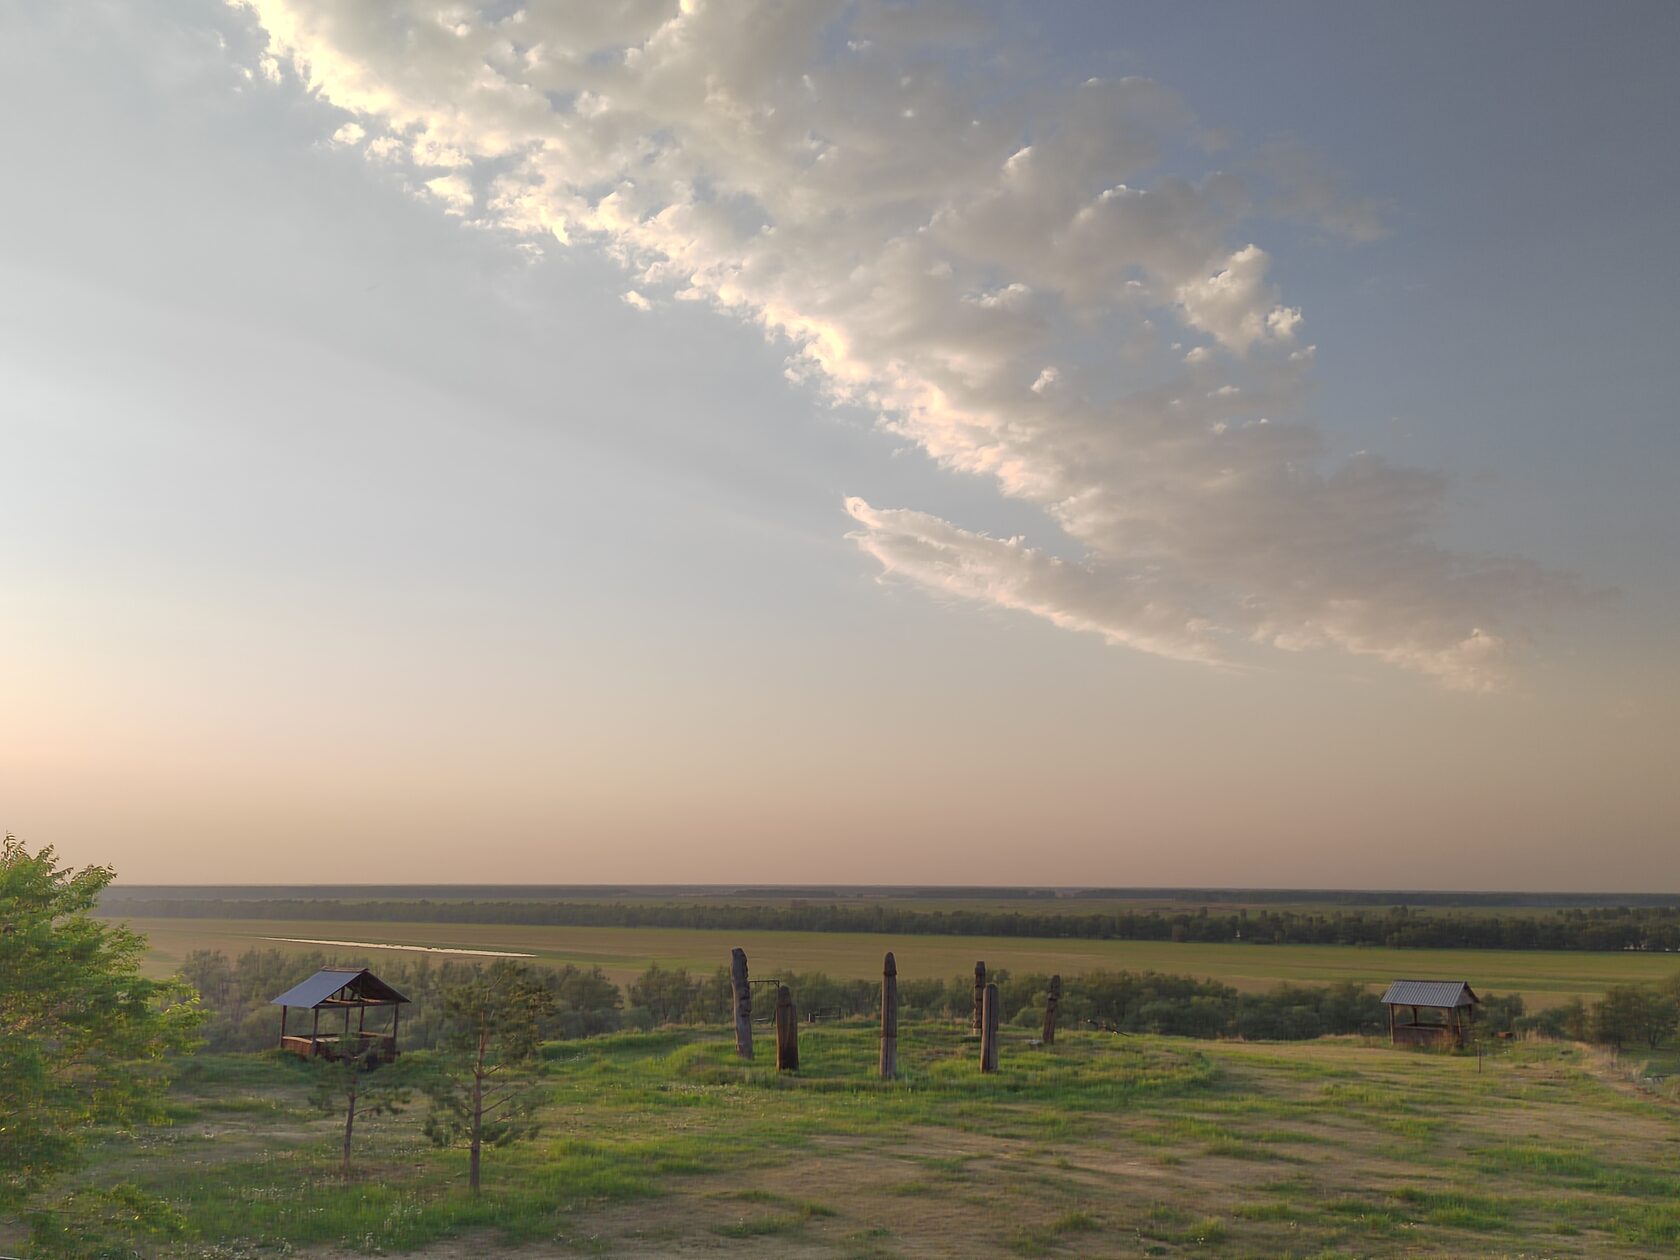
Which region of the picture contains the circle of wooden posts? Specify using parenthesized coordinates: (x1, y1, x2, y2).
(728, 952, 1064, 1079)
(880, 951, 897, 1080)
(980, 981, 1000, 1072)
(774, 983, 799, 1072)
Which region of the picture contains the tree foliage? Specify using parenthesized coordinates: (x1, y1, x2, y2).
(0, 835, 201, 1228)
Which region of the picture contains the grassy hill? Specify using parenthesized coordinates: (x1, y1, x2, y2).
(41, 1023, 1680, 1259)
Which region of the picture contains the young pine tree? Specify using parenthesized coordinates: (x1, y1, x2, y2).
(422, 960, 556, 1192)
(309, 1042, 412, 1180)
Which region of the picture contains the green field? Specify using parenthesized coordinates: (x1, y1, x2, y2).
(32, 1023, 1680, 1259)
(110, 914, 1680, 1009)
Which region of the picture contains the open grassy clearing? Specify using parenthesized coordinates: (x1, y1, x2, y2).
(65, 1024, 1680, 1259)
(112, 914, 1680, 1008)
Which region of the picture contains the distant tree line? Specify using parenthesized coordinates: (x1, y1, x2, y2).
(1523, 977, 1680, 1052)
(125, 897, 1680, 952)
(178, 948, 1680, 1056)
(99, 885, 1680, 909)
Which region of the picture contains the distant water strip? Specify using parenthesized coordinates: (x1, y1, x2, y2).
(260, 936, 535, 958)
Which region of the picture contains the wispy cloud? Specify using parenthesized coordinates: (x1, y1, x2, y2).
(234, 0, 1560, 689)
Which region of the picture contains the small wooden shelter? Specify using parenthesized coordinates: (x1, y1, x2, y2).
(272, 966, 409, 1062)
(1382, 979, 1478, 1049)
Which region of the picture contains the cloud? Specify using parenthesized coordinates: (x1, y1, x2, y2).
(232, 0, 1560, 689)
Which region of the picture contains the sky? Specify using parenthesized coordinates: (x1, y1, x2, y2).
(3, 1, 1676, 889)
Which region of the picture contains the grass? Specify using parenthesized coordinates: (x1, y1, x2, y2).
(107, 913, 1680, 1006)
(50, 1021, 1680, 1259)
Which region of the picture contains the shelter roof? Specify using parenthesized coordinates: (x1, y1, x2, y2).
(1381, 980, 1478, 1009)
(270, 967, 410, 1009)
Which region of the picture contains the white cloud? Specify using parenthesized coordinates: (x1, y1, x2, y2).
(423, 172, 473, 215)
(233, 0, 1560, 689)
(621, 289, 651, 311)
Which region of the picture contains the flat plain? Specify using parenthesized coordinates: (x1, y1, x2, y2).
(111, 913, 1680, 1008)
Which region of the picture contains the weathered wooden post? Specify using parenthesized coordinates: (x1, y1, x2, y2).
(980, 982, 1000, 1073)
(1042, 974, 1062, 1046)
(774, 984, 799, 1072)
(971, 961, 986, 1035)
(880, 951, 898, 1080)
(730, 947, 753, 1060)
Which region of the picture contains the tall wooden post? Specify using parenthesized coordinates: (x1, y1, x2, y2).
(311, 1007, 320, 1053)
(730, 947, 753, 1060)
(880, 951, 898, 1080)
(980, 983, 1000, 1073)
(971, 961, 986, 1035)
(774, 984, 799, 1072)
(1042, 974, 1061, 1045)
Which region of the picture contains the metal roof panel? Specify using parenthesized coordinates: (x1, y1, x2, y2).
(270, 967, 409, 1008)
(1381, 979, 1478, 1008)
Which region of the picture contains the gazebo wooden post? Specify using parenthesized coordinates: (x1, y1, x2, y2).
(280, 1005, 288, 1047)
(310, 1007, 320, 1053)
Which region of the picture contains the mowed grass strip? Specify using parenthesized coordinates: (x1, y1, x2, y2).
(109, 914, 1680, 1005)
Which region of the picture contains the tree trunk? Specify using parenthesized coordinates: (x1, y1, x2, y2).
(342, 1075, 357, 1179)
(971, 961, 986, 1035)
(880, 952, 898, 1080)
(1042, 975, 1061, 1046)
(774, 984, 799, 1071)
(470, 1021, 487, 1193)
(730, 947, 753, 1060)
(980, 982, 1000, 1073)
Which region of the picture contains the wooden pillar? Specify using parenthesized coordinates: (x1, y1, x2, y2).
(1042, 975, 1061, 1046)
(280, 1005, 288, 1048)
(1387, 1003, 1395, 1044)
(730, 947, 753, 1060)
(310, 1007, 320, 1051)
(880, 952, 898, 1080)
(971, 961, 986, 1035)
(774, 985, 799, 1072)
(980, 983, 1000, 1073)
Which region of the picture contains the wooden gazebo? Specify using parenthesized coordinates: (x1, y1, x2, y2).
(272, 967, 409, 1063)
(1382, 979, 1479, 1049)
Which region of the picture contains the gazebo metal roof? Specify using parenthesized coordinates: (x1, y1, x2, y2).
(270, 966, 410, 1010)
(1381, 980, 1478, 1009)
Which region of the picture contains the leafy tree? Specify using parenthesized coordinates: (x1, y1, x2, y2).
(310, 1043, 412, 1180)
(628, 962, 699, 1024)
(1477, 991, 1526, 1036)
(1590, 984, 1658, 1051)
(421, 960, 556, 1192)
(0, 835, 202, 1235)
